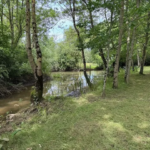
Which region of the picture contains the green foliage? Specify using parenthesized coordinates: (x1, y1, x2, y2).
(0, 137, 9, 150)
(84, 49, 93, 63)
(57, 42, 80, 71)
(56, 27, 80, 71)
(41, 27, 81, 71)
(40, 37, 59, 72)
(93, 54, 103, 67)
(0, 65, 9, 79)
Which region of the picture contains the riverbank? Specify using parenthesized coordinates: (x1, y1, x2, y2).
(0, 74, 51, 98)
(1, 67, 150, 149)
(0, 71, 102, 117)
(0, 63, 101, 98)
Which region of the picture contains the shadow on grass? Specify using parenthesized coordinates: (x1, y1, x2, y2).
(2, 71, 150, 150)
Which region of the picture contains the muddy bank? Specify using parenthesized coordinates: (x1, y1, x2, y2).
(0, 88, 89, 135)
(0, 98, 68, 135)
(0, 71, 103, 119)
(0, 101, 51, 135)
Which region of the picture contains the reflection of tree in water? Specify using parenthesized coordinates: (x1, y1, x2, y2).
(45, 71, 102, 96)
(83, 71, 93, 89)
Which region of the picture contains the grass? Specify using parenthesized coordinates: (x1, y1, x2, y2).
(1, 67, 150, 150)
(79, 63, 99, 70)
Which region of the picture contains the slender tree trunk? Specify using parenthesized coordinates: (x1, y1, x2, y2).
(113, 0, 124, 88)
(131, 59, 134, 71)
(139, 12, 150, 75)
(137, 51, 141, 67)
(16, 0, 19, 19)
(69, 0, 93, 89)
(102, 47, 110, 97)
(89, 0, 94, 29)
(99, 48, 107, 69)
(124, 18, 131, 82)
(125, 28, 136, 83)
(102, 8, 113, 97)
(136, 0, 140, 7)
(1, 0, 4, 35)
(69, 0, 87, 72)
(32, 0, 43, 101)
(125, 0, 140, 78)
(83, 72, 93, 89)
(81, 48, 86, 72)
(26, 0, 43, 103)
(82, 0, 107, 69)
(7, 0, 14, 48)
(25, 0, 36, 74)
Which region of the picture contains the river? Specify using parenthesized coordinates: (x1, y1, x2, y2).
(0, 71, 103, 116)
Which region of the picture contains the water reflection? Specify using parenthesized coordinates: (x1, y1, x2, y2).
(44, 71, 103, 96)
(0, 71, 103, 115)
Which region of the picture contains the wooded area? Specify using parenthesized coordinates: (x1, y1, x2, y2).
(0, 0, 150, 100)
(1, 0, 150, 149)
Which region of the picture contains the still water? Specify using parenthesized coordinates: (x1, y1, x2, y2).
(0, 71, 103, 116)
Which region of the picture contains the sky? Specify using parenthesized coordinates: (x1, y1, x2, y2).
(48, 2, 73, 42)
(49, 19, 73, 42)
(47, 1, 104, 42)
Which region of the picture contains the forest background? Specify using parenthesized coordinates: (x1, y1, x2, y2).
(0, 0, 150, 98)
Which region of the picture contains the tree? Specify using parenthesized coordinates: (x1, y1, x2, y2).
(81, 0, 107, 69)
(102, 0, 114, 97)
(113, 0, 124, 88)
(139, 12, 150, 74)
(25, 0, 43, 103)
(68, 0, 87, 72)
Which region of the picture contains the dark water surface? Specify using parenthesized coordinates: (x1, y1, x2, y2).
(0, 71, 103, 116)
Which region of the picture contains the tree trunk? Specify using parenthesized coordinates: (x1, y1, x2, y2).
(69, 0, 93, 89)
(113, 0, 124, 88)
(7, 0, 14, 48)
(82, 0, 107, 69)
(125, 0, 140, 80)
(99, 48, 107, 69)
(69, 0, 87, 72)
(32, 0, 43, 101)
(83, 71, 93, 89)
(137, 51, 141, 67)
(131, 59, 134, 71)
(124, 18, 131, 82)
(1, 0, 4, 35)
(102, 47, 110, 97)
(139, 13, 150, 74)
(125, 27, 136, 83)
(102, 7, 113, 97)
(26, 0, 43, 103)
(25, 0, 36, 73)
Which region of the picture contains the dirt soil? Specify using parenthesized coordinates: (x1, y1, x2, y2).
(0, 101, 51, 135)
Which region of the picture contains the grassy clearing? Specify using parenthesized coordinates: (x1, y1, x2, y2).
(1, 67, 150, 150)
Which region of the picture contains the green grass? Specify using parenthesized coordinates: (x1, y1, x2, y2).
(79, 63, 99, 70)
(2, 67, 150, 150)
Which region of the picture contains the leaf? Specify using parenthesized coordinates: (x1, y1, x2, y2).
(12, 128, 22, 136)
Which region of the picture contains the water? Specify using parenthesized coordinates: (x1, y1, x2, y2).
(0, 71, 103, 116)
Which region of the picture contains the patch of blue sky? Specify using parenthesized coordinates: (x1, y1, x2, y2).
(47, 1, 73, 42)
(49, 19, 73, 42)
